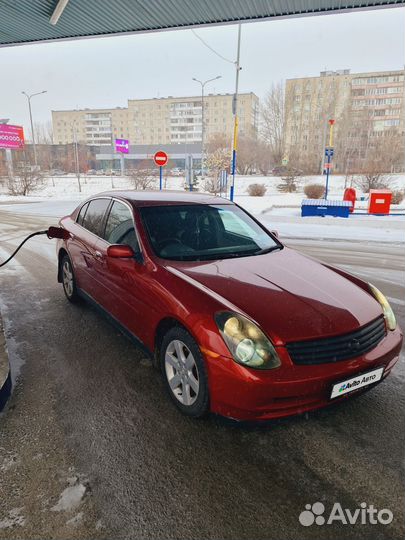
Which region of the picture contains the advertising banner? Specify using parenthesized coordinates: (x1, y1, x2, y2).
(0, 124, 25, 150)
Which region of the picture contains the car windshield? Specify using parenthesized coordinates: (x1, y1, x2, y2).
(140, 204, 281, 261)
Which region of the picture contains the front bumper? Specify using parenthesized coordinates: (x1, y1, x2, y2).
(205, 326, 403, 421)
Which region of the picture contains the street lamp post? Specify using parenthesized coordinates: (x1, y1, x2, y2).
(192, 75, 221, 182)
(230, 23, 242, 202)
(71, 121, 82, 193)
(22, 90, 47, 167)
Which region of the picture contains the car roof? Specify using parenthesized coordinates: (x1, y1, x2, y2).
(92, 190, 233, 207)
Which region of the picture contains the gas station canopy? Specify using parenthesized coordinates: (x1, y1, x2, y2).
(0, 0, 404, 47)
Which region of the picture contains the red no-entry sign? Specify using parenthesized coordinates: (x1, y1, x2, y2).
(153, 150, 168, 167)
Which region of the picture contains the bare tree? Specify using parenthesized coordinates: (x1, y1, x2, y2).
(283, 76, 349, 174)
(261, 82, 286, 166)
(255, 141, 273, 176)
(205, 148, 229, 195)
(206, 132, 231, 155)
(353, 129, 401, 192)
(129, 161, 157, 190)
(8, 151, 44, 196)
(236, 136, 258, 175)
(34, 121, 53, 144)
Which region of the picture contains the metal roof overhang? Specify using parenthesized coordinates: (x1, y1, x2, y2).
(1, 0, 404, 48)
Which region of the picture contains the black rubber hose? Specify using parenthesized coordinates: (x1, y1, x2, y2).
(0, 231, 48, 268)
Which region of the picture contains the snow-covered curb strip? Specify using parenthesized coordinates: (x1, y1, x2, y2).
(0, 313, 11, 411)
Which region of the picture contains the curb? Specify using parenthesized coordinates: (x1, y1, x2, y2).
(0, 313, 11, 411)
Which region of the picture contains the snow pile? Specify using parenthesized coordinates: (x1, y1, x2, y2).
(51, 484, 87, 512)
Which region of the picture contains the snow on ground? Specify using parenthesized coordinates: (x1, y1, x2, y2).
(259, 213, 404, 243)
(1, 172, 404, 202)
(0, 173, 404, 244)
(51, 484, 87, 513)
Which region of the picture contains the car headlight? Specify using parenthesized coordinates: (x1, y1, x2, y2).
(215, 312, 281, 370)
(369, 283, 396, 331)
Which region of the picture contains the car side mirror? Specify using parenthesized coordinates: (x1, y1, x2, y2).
(271, 230, 279, 238)
(107, 244, 135, 258)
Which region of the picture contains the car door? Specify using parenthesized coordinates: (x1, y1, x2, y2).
(94, 199, 145, 334)
(68, 197, 111, 301)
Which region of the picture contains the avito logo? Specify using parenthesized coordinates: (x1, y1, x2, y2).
(299, 502, 393, 526)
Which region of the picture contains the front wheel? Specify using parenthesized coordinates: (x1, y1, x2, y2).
(61, 254, 80, 303)
(160, 327, 209, 418)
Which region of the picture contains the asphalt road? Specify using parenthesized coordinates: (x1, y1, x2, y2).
(0, 203, 404, 540)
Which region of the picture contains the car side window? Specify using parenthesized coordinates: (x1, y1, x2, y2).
(81, 198, 111, 237)
(76, 202, 89, 226)
(103, 201, 140, 252)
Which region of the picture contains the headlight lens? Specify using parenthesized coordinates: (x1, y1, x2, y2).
(369, 283, 396, 331)
(215, 312, 281, 369)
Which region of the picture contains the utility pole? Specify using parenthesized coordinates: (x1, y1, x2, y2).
(230, 24, 242, 201)
(72, 122, 82, 193)
(22, 90, 47, 168)
(192, 75, 221, 182)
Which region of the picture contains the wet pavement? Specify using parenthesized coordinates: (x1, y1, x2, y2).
(0, 205, 404, 540)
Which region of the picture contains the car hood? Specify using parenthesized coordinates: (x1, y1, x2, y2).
(166, 247, 382, 344)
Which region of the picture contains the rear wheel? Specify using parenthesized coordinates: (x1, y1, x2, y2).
(160, 327, 209, 418)
(61, 254, 80, 303)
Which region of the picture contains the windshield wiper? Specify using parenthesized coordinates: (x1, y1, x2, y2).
(253, 245, 283, 256)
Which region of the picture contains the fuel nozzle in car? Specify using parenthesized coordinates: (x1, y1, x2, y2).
(0, 227, 69, 268)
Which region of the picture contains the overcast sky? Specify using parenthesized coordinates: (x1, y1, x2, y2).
(1, 6, 404, 133)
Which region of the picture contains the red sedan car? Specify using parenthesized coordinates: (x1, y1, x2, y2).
(56, 191, 402, 421)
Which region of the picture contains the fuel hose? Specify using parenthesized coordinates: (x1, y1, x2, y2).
(0, 227, 67, 268)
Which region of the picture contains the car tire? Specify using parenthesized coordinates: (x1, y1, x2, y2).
(160, 327, 209, 418)
(61, 254, 80, 303)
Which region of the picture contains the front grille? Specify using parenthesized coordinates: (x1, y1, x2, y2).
(287, 316, 386, 365)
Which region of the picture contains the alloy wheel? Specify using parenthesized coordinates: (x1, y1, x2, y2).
(62, 260, 74, 298)
(164, 339, 200, 406)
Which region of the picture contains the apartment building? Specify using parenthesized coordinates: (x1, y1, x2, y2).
(52, 107, 129, 146)
(284, 69, 404, 172)
(351, 70, 404, 132)
(52, 93, 259, 147)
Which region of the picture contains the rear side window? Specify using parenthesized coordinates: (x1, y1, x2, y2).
(103, 201, 139, 252)
(81, 198, 111, 237)
(76, 202, 89, 226)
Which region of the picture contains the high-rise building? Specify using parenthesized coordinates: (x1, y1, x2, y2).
(52, 93, 259, 147)
(284, 69, 404, 172)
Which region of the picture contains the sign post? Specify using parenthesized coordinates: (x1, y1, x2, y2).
(159, 165, 163, 191)
(115, 138, 129, 176)
(153, 151, 168, 191)
(324, 119, 335, 200)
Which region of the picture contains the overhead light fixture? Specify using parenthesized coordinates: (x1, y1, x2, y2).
(49, 0, 70, 25)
